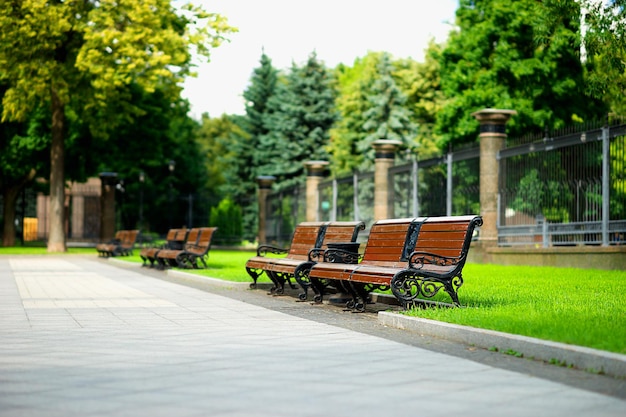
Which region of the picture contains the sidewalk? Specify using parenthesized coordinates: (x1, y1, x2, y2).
(0, 256, 624, 417)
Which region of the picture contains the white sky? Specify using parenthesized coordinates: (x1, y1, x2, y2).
(181, 0, 459, 118)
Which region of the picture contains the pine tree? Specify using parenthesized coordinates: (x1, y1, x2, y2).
(261, 52, 337, 190)
(359, 53, 417, 170)
(328, 53, 382, 176)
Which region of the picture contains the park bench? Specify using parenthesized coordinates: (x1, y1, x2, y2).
(117, 229, 140, 256)
(96, 230, 125, 257)
(156, 227, 217, 269)
(306, 215, 482, 311)
(95, 229, 140, 257)
(139, 228, 188, 268)
(389, 215, 482, 308)
(246, 222, 328, 294)
(268, 221, 366, 298)
(175, 227, 218, 269)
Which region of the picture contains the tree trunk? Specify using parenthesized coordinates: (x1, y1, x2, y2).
(2, 187, 18, 247)
(2, 169, 36, 247)
(47, 88, 67, 252)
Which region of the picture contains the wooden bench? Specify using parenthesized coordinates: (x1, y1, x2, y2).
(262, 221, 365, 298)
(306, 215, 482, 311)
(156, 228, 201, 269)
(175, 227, 218, 269)
(155, 227, 217, 269)
(245, 222, 329, 294)
(389, 215, 482, 308)
(139, 228, 188, 268)
(95, 230, 140, 257)
(96, 230, 125, 257)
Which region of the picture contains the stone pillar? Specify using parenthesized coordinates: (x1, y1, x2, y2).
(373, 140, 402, 221)
(256, 176, 276, 244)
(304, 161, 329, 222)
(99, 172, 118, 241)
(471, 108, 517, 246)
(71, 194, 85, 239)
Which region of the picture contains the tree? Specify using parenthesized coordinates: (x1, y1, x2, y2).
(0, 98, 49, 246)
(435, 0, 606, 148)
(261, 52, 337, 190)
(328, 53, 383, 175)
(0, 0, 235, 251)
(548, 0, 626, 114)
(394, 41, 446, 159)
(360, 53, 417, 169)
(229, 52, 280, 238)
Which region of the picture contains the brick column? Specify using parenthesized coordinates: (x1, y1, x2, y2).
(304, 161, 329, 222)
(99, 172, 118, 241)
(373, 140, 402, 221)
(256, 175, 275, 244)
(471, 108, 516, 246)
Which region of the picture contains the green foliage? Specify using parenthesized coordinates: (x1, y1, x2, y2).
(260, 52, 336, 189)
(231, 53, 280, 239)
(610, 136, 626, 219)
(511, 168, 574, 221)
(209, 198, 242, 245)
(329, 52, 421, 174)
(436, 0, 606, 148)
(576, 0, 626, 113)
(328, 53, 383, 175)
(394, 41, 446, 159)
(360, 53, 418, 168)
(0, 0, 236, 250)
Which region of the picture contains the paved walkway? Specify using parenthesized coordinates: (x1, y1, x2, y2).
(0, 256, 624, 417)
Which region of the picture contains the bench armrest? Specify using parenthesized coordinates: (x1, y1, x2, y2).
(256, 245, 288, 257)
(323, 248, 362, 264)
(408, 251, 462, 269)
(308, 248, 325, 262)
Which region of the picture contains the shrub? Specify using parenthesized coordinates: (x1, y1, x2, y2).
(209, 198, 243, 245)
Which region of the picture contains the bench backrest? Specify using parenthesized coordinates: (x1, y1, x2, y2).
(360, 218, 425, 268)
(286, 222, 330, 260)
(165, 228, 180, 241)
(122, 230, 140, 248)
(183, 228, 202, 250)
(413, 215, 482, 259)
(187, 227, 218, 255)
(173, 228, 189, 242)
(320, 221, 365, 248)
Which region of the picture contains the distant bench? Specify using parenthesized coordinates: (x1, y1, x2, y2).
(156, 227, 218, 269)
(305, 215, 482, 311)
(96, 230, 140, 257)
(140, 228, 188, 268)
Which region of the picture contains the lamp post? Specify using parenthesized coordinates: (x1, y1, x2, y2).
(115, 180, 125, 230)
(139, 171, 145, 231)
(168, 160, 175, 229)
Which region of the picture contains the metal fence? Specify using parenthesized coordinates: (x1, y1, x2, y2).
(389, 146, 481, 218)
(264, 184, 306, 245)
(265, 121, 626, 248)
(498, 122, 626, 246)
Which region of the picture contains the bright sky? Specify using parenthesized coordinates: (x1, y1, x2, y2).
(182, 0, 459, 118)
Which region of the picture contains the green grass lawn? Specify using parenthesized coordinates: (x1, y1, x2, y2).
(2, 246, 624, 354)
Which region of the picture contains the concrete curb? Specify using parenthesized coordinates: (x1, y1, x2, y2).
(378, 311, 626, 379)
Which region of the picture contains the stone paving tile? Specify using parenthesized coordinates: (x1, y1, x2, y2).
(0, 256, 624, 417)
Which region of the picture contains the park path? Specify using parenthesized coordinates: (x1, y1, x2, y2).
(0, 256, 624, 417)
